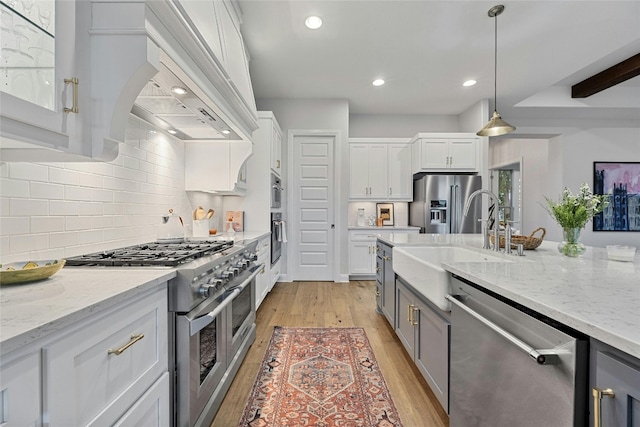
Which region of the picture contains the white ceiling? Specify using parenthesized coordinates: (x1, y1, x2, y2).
(238, 1, 640, 121)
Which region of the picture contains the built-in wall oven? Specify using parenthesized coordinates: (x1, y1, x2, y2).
(271, 173, 283, 209)
(271, 212, 282, 265)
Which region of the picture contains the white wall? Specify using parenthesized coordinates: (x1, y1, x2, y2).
(255, 98, 350, 280)
(349, 114, 459, 137)
(491, 125, 640, 247)
(0, 115, 223, 263)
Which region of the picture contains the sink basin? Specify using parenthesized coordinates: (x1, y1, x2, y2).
(392, 246, 512, 311)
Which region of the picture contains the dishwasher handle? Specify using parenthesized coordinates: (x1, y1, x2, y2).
(446, 294, 561, 365)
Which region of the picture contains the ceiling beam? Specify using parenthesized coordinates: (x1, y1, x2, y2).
(571, 53, 640, 98)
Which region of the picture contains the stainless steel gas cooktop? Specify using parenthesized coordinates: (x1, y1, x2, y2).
(65, 240, 234, 267)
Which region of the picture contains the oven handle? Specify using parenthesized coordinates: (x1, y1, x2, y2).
(189, 264, 263, 336)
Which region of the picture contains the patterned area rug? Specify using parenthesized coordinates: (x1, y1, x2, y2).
(239, 327, 403, 427)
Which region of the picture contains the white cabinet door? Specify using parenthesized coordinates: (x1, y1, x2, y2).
(387, 143, 412, 200)
(349, 241, 376, 274)
(419, 139, 450, 170)
(0, 350, 40, 426)
(367, 144, 388, 199)
(43, 287, 168, 426)
(349, 144, 371, 198)
(448, 139, 476, 170)
(271, 123, 283, 176)
(113, 372, 170, 427)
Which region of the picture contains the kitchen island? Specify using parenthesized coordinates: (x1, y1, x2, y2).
(377, 233, 639, 425)
(377, 233, 639, 358)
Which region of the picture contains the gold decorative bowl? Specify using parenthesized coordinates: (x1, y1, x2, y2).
(0, 259, 66, 286)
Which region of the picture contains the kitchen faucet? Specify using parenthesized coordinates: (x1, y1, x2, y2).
(463, 189, 501, 251)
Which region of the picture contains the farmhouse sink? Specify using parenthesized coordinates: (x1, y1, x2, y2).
(392, 246, 513, 311)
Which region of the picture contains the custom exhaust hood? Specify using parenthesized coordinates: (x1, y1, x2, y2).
(131, 61, 241, 141)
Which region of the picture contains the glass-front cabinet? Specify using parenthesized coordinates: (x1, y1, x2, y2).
(1, 0, 55, 107)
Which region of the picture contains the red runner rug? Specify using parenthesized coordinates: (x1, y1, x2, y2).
(239, 326, 404, 427)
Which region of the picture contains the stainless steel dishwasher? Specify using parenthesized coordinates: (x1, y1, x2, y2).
(446, 277, 588, 427)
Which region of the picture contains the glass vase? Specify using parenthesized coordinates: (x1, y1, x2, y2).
(557, 227, 586, 257)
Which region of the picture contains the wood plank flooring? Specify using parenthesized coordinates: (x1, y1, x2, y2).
(210, 280, 449, 427)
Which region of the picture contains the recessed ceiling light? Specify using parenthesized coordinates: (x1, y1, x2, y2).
(305, 16, 323, 30)
(463, 80, 477, 87)
(372, 79, 385, 87)
(167, 129, 177, 135)
(222, 129, 231, 134)
(171, 86, 187, 95)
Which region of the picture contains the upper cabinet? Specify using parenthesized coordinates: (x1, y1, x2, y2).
(411, 133, 479, 173)
(349, 139, 412, 201)
(1, 0, 258, 162)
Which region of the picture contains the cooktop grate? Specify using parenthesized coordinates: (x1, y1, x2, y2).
(65, 240, 234, 267)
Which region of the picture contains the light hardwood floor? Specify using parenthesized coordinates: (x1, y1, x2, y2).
(210, 280, 449, 427)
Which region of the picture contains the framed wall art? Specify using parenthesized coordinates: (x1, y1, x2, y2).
(376, 203, 394, 226)
(593, 161, 640, 231)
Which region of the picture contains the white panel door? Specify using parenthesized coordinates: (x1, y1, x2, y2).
(291, 134, 335, 281)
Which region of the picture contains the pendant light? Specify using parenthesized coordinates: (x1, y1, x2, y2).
(477, 5, 515, 137)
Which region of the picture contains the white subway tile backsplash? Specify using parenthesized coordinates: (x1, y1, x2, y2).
(1, 113, 195, 258)
(0, 217, 30, 235)
(49, 200, 80, 216)
(8, 163, 48, 182)
(0, 178, 30, 198)
(49, 167, 80, 185)
(79, 202, 104, 216)
(31, 216, 66, 233)
(30, 182, 65, 200)
(10, 198, 49, 216)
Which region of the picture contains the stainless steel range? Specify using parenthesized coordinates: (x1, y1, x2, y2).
(66, 239, 263, 427)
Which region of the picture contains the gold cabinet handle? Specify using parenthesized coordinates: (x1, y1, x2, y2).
(592, 387, 615, 427)
(276, 160, 280, 168)
(408, 304, 414, 324)
(108, 333, 144, 356)
(411, 306, 419, 325)
(375, 267, 381, 273)
(383, 255, 392, 261)
(375, 290, 380, 297)
(64, 77, 79, 113)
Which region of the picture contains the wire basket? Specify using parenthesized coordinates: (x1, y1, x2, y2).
(490, 227, 546, 250)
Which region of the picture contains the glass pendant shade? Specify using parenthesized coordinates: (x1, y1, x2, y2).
(477, 110, 516, 137)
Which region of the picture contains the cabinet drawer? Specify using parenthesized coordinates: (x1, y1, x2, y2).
(43, 287, 168, 426)
(113, 372, 170, 427)
(349, 232, 378, 242)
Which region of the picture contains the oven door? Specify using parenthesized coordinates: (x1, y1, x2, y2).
(271, 173, 282, 208)
(175, 265, 262, 426)
(271, 213, 282, 265)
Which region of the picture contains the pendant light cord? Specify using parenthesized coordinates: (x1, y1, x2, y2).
(494, 12, 498, 112)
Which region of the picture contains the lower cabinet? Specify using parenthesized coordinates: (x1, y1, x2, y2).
(349, 231, 379, 275)
(377, 241, 396, 327)
(396, 277, 450, 413)
(255, 236, 272, 309)
(0, 284, 169, 426)
(0, 349, 41, 426)
(590, 339, 640, 427)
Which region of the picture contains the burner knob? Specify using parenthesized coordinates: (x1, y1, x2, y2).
(245, 252, 258, 261)
(231, 267, 240, 276)
(222, 269, 235, 279)
(199, 279, 223, 297)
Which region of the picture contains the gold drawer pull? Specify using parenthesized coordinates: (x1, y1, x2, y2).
(592, 387, 615, 427)
(408, 304, 414, 324)
(63, 77, 79, 113)
(108, 333, 144, 356)
(383, 255, 392, 261)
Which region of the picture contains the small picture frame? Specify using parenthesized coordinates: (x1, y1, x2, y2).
(376, 203, 394, 226)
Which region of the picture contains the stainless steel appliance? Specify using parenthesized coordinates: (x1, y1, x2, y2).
(447, 277, 588, 426)
(66, 239, 263, 427)
(271, 212, 282, 265)
(271, 173, 283, 209)
(409, 174, 482, 233)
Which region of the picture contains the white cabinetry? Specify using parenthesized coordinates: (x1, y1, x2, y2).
(43, 286, 168, 426)
(396, 277, 450, 413)
(411, 133, 479, 173)
(255, 235, 272, 309)
(271, 122, 283, 176)
(185, 140, 253, 195)
(349, 229, 418, 276)
(0, 349, 41, 426)
(349, 138, 412, 201)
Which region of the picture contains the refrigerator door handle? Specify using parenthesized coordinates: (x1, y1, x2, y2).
(450, 185, 456, 233)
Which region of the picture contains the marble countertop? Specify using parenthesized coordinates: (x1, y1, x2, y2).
(378, 233, 640, 359)
(0, 267, 176, 356)
(348, 226, 420, 230)
(0, 232, 271, 356)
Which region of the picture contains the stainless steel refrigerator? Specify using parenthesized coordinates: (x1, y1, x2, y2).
(409, 174, 482, 233)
